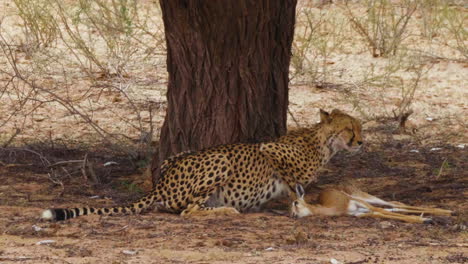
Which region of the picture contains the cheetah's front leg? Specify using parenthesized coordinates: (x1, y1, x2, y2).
(260, 142, 311, 196)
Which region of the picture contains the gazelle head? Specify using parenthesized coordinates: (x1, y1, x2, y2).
(320, 109, 363, 153)
(290, 184, 313, 219)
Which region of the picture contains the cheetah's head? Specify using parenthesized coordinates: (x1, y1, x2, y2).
(320, 109, 363, 153)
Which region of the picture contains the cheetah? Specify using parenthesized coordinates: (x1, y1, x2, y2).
(41, 109, 363, 221)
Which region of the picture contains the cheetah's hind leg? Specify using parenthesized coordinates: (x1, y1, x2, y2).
(180, 193, 240, 216)
(180, 195, 239, 216)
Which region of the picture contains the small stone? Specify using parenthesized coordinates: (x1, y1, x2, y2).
(122, 250, 138, 255)
(379, 221, 393, 229)
(330, 258, 343, 264)
(36, 240, 55, 245)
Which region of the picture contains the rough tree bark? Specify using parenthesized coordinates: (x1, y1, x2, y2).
(151, 0, 297, 184)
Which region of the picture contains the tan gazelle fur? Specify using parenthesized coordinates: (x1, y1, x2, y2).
(290, 184, 452, 223)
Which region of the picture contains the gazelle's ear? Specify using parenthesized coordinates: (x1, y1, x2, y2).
(319, 109, 331, 124)
(295, 184, 305, 199)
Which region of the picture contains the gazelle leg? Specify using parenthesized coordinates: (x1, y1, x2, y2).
(351, 199, 433, 223)
(351, 199, 417, 217)
(347, 191, 452, 216)
(384, 208, 430, 213)
(357, 211, 430, 224)
(387, 204, 452, 216)
(383, 207, 451, 216)
(381, 199, 452, 215)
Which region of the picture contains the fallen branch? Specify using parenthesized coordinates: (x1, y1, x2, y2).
(288, 107, 301, 128)
(48, 160, 85, 167)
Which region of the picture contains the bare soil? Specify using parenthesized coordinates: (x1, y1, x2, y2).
(0, 141, 466, 264)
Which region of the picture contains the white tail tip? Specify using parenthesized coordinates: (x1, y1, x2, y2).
(41, 209, 53, 220)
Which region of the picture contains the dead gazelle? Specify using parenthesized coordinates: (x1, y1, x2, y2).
(290, 184, 452, 223)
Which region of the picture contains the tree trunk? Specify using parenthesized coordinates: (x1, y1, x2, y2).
(151, 0, 297, 184)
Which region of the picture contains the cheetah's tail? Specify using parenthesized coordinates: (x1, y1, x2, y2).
(41, 190, 159, 221)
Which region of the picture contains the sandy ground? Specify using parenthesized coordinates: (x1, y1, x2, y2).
(0, 1, 467, 263)
(0, 140, 466, 264)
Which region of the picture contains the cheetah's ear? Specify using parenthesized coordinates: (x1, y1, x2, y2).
(319, 109, 331, 124)
(295, 184, 305, 199)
